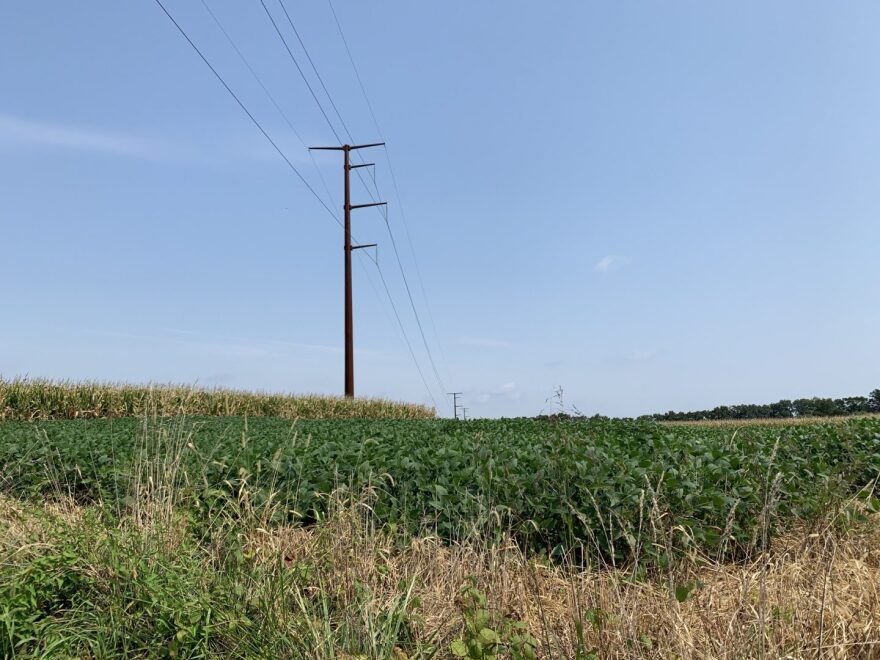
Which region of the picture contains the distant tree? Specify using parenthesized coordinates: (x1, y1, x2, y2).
(838, 397, 869, 414)
(813, 398, 842, 417)
(638, 390, 877, 422)
(793, 398, 817, 417)
(770, 400, 794, 418)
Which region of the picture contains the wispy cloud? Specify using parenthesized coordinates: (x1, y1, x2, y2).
(458, 337, 516, 349)
(473, 381, 522, 404)
(0, 113, 174, 160)
(100, 329, 356, 358)
(594, 255, 630, 273)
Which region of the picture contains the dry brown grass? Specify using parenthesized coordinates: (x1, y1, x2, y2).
(247, 510, 880, 658)
(2, 489, 879, 657)
(661, 414, 880, 428)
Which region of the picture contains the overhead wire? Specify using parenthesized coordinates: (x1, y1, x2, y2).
(258, 0, 448, 405)
(197, 0, 337, 213)
(276, 0, 382, 197)
(326, 0, 451, 399)
(372, 260, 439, 410)
(152, 0, 339, 225)
(156, 0, 439, 406)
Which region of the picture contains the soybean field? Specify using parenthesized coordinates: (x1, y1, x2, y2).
(2, 415, 878, 563)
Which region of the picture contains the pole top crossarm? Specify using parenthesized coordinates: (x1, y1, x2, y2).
(310, 142, 385, 151)
(350, 202, 387, 210)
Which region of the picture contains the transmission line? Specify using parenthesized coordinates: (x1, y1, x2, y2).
(152, 0, 337, 224)
(381, 211, 447, 393)
(151, 0, 438, 406)
(326, 0, 450, 397)
(276, 0, 382, 199)
(374, 261, 439, 410)
(258, 0, 379, 202)
(256, 0, 447, 405)
(197, 0, 337, 215)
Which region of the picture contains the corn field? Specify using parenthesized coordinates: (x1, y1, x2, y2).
(0, 378, 434, 421)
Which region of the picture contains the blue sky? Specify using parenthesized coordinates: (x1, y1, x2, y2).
(2, 1, 878, 418)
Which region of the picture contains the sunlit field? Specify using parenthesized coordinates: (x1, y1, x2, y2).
(2, 388, 879, 657)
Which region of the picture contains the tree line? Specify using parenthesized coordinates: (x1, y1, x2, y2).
(641, 389, 880, 422)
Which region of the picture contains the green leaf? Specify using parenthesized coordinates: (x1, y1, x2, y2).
(479, 627, 500, 645)
(450, 639, 469, 657)
(674, 584, 692, 603)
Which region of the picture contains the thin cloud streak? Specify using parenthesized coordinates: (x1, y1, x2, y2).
(98, 329, 364, 358)
(0, 113, 174, 160)
(472, 381, 523, 404)
(594, 255, 630, 273)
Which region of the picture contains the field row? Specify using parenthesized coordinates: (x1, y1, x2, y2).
(2, 416, 878, 563)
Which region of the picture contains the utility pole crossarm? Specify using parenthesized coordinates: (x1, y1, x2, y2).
(448, 392, 462, 420)
(309, 142, 385, 151)
(350, 202, 387, 210)
(350, 163, 375, 169)
(351, 243, 377, 250)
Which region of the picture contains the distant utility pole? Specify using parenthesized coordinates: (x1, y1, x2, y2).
(448, 392, 462, 420)
(461, 407, 469, 421)
(309, 143, 385, 398)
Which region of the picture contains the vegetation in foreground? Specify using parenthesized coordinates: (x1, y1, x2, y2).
(2, 416, 879, 565)
(0, 378, 434, 421)
(2, 489, 880, 658)
(2, 413, 880, 656)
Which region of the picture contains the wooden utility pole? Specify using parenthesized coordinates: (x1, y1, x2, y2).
(309, 142, 385, 397)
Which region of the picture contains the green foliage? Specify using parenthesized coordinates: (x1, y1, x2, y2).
(2, 416, 879, 563)
(643, 388, 880, 421)
(450, 579, 537, 659)
(673, 580, 703, 603)
(0, 516, 90, 657)
(0, 503, 427, 658)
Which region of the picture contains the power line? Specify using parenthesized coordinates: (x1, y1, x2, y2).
(326, 0, 383, 141)
(261, 0, 448, 408)
(250, 0, 440, 405)
(374, 261, 439, 410)
(197, 0, 338, 217)
(152, 0, 437, 406)
(275, 1, 355, 155)
(276, 0, 383, 199)
(257, 0, 344, 146)
(327, 0, 446, 358)
(326, 0, 451, 400)
(381, 211, 447, 394)
(259, 0, 379, 202)
(152, 0, 338, 223)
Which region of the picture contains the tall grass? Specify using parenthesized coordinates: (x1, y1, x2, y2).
(3, 488, 880, 657)
(2, 416, 880, 657)
(0, 377, 434, 421)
